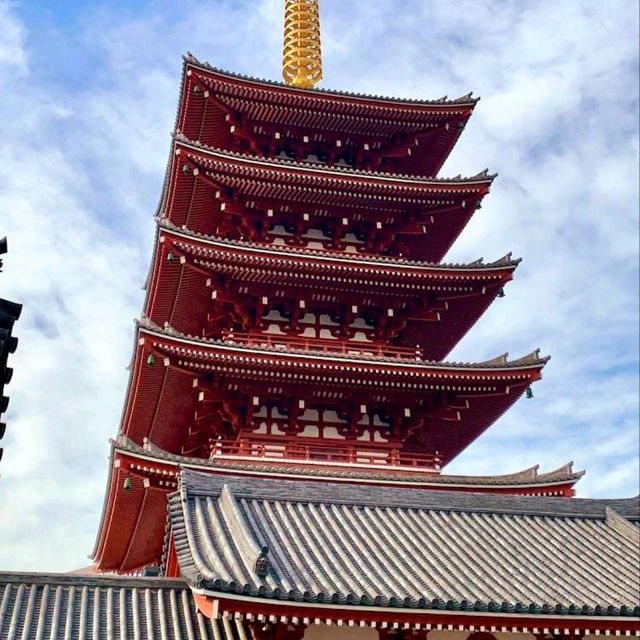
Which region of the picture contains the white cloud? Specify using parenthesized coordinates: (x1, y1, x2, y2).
(0, 0, 637, 571)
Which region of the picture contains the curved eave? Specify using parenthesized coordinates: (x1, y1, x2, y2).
(146, 222, 518, 358)
(156, 218, 518, 272)
(119, 321, 548, 461)
(94, 437, 581, 573)
(162, 137, 492, 262)
(118, 437, 583, 492)
(183, 54, 480, 109)
(137, 320, 549, 373)
(177, 56, 478, 178)
(92, 444, 169, 572)
(174, 134, 496, 187)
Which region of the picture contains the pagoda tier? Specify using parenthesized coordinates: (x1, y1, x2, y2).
(146, 221, 518, 360)
(91, 437, 583, 572)
(178, 54, 478, 177)
(123, 321, 548, 464)
(162, 136, 494, 262)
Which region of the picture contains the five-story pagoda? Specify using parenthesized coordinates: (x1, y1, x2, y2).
(89, 12, 564, 571)
(33, 2, 633, 639)
(91, 0, 577, 574)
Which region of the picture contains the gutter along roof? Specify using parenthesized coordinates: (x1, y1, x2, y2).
(169, 470, 640, 618)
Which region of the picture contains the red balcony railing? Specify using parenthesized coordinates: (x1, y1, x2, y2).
(209, 437, 442, 472)
(221, 330, 423, 360)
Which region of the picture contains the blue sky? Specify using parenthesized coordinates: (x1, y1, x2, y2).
(0, 0, 638, 571)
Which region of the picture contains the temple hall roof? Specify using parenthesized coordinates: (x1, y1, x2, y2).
(169, 470, 640, 615)
(0, 573, 248, 640)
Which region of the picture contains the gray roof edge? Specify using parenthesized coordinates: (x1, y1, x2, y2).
(157, 216, 519, 271)
(183, 53, 480, 107)
(0, 571, 188, 590)
(137, 315, 548, 370)
(175, 132, 497, 184)
(178, 469, 640, 520)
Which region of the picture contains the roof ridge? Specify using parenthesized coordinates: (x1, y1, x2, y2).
(538, 461, 584, 481)
(606, 507, 640, 546)
(174, 131, 498, 184)
(219, 485, 262, 570)
(157, 217, 520, 271)
(183, 52, 481, 107)
(177, 468, 640, 520)
(0, 571, 187, 589)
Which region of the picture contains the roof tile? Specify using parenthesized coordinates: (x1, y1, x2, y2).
(169, 470, 640, 613)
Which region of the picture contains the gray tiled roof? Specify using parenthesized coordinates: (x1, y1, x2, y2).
(0, 573, 248, 640)
(169, 470, 640, 615)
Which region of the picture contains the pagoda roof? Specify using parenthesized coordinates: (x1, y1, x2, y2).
(119, 320, 548, 463)
(184, 53, 480, 108)
(156, 217, 516, 272)
(149, 221, 519, 359)
(162, 136, 494, 261)
(91, 437, 583, 574)
(170, 470, 640, 621)
(137, 317, 547, 370)
(178, 55, 478, 178)
(117, 434, 586, 491)
(172, 133, 496, 188)
(0, 572, 248, 640)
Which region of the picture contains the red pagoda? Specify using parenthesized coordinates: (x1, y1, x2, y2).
(1, 2, 638, 639)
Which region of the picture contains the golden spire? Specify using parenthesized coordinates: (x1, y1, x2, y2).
(283, 0, 323, 89)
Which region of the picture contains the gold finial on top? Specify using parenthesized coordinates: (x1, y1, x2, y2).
(283, 0, 323, 89)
